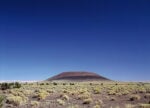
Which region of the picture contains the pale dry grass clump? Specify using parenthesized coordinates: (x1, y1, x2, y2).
(33, 89, 49, 100)
(6, 94, 28, 106)
(93, 104, 101, 108)
(93, 87, 101, 94)
(57, 99, 65, 105)
(30, 101, 39, 107)
(83, 98, 93, 104)
(77, 92, 91, 100)
(61, 94, 69, 101)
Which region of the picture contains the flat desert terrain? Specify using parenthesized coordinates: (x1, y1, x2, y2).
(0, 81, 150, 108)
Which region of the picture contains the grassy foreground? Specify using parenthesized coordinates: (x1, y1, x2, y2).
(0, 81, 150, 108)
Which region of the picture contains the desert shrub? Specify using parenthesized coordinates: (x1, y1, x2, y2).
(9, 83, 15, 87)
(145, 85, 150, 93)
(14, 82, 21, 88)
(95, 99, 103, 106)
(1, 83, 11, 90)
(78, 88, 88, 94)
(121, 90, 129, 95)
(30, 101, 39, 107)
(34, 89, 40, 93)
(70, 83, 75, 85)
(129, 95, 141, 101)
(40, 83, 45, 85)
(8, 89, 25, 97)
(0, 82, 21, 90)
(108, 85, 129, 96)
(78, 93, 90, 100)
(0, 95, 5, 108)
(8, 89, 19, 96)
(90, 83, 93, 85)
(108, 90, 116, 95)
(83, 98, 93, 104)
(46, 83, 49, 85)
(93, 104, 101, 108)
(70, 91, 78, 96)
(63, 83, 66, 85)
(29, 83, 33, 85)
(46, 89, 54, 93)
(139, 88, 146, 93)
(6, 95, 28, 106)
(23, 90, 33, 96)
(61, 94, 69, 101)
(53, 82, 57, 85)
(110, 97, 116, 101)
(63, 89, 68, 93)
(93, 87, 101, 94)
(33, 90, 49, 100)
(133, 85, 147, 94)
(57, 99, 65, 105)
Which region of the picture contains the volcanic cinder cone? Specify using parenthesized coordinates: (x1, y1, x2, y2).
(47, 71, 110, 81)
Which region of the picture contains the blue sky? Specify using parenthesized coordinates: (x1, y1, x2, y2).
(0, 0, 150, 81)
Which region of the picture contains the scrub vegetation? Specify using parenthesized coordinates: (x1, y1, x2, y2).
(0, 81, 150, 108)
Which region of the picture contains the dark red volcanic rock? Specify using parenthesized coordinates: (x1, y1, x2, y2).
(47, 71, 110, 81)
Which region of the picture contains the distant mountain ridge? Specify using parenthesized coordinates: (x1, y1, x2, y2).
(47, 71, 110, 81)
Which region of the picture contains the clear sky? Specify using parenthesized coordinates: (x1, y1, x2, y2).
(0, 0, 150, 81)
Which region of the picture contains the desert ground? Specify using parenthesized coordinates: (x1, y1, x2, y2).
(0, 81, 150, 108)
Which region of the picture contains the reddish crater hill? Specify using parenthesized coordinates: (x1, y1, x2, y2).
(47, 71, 110, 81)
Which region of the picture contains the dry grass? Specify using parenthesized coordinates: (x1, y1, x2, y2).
(0, 81, 150, 108)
